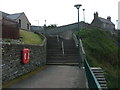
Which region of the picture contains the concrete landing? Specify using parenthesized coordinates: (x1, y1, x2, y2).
(7, 65, 88, 88)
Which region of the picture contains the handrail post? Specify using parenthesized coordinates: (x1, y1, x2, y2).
(57, 35, 59, 42)
(61, 41, 64, 56)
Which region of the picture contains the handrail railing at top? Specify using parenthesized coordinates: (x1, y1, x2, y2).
(73, 34, 102, 89)
(84, 58, 102, 89)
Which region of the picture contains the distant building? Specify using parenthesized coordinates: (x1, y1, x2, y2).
(1, 11, 31, 30)
(118, 1, 120, 29)
(91, 12, 115, 31)
(31, 25, 44, 31)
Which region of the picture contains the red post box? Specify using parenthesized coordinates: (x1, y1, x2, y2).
(22, 49, 30, 64)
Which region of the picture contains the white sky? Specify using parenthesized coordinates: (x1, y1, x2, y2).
(1, 0, 119, 28)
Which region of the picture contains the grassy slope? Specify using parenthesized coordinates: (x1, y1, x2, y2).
(76, 28, 119, 88)
(20, 30, 42, 45)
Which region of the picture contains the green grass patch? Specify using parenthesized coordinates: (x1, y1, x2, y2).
(76, 28, 119, 88)
(20, 30, 43, 45)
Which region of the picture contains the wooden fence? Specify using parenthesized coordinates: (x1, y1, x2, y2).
(0, 17, 19, 39)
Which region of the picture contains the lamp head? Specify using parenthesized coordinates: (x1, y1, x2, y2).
(74, 4, 82, 9)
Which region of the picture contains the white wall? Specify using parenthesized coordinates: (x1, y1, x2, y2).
(16, 13, 31, 30)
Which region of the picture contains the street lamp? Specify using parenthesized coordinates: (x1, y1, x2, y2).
(35, 20, 39, 26)
(83, 9, 85, 22)
(74, 4, 82, 32)
(45, 20, 46, 26)
(74, 4, 82, 68)
(116, 20, 118, 29)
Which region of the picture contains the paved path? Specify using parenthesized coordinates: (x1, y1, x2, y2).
(8, 65, 88, 88)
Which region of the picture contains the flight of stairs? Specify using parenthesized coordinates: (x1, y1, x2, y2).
(91, 67, 107, 89)
(46, 36, 79, 65)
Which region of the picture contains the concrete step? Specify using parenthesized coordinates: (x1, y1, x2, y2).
(47, 51, 78, 54)
(47, 57, 78, 60)
(47, 54, 78, 57)
(46, 63, 79, 65)
(47, 49, 78, 51)
(47, 61, 78, 64)
(100, 83, 107, 87)
(47, 53, 78, 55)
(102, 86, 107, 89)
(98, 81, 107, 84)
(92, 70, 104, 73)
(47, 58, 78, 61)
(95, 75, 104, 78)
(91, 67, 107, 89)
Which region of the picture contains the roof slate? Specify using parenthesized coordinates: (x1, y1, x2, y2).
(98, 17, 114, 25)
(0, 11, 9, 17)
(6, 12, 23, 20)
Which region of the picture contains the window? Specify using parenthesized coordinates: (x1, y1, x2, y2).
(103, 23, 106, 28)
(27, 24, 29, 30)
(19, 19, 21, 27)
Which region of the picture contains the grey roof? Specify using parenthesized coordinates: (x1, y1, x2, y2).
(6, 12, 23, 20)
(0, 11, 9, 17)
(98, 17, 114, 25)
(31, 25, 44, 31)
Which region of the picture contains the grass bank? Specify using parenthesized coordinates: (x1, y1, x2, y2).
(76, 28, 119, 88)
(20, 30, 43, 45)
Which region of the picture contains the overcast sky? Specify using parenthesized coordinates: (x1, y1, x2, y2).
(1, 0, 119, 28)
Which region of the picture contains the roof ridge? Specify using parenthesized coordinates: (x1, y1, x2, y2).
(6, 12, 23, 20)
(8, 12, 24, 16)
(98, 17, 114, 25)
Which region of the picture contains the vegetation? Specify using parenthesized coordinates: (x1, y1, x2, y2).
(46, 24, 57, 29)
(20, 30, 43, 45)
(76, 28, 119, 88)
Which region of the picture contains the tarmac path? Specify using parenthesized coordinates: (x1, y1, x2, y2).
(8, 65, 88, 88)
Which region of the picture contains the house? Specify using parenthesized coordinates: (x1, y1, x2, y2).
(1, 11, 31, 30)
(91, 12, 115, 31)
(31, 25, 44, 31)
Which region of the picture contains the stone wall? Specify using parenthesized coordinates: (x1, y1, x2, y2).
(2, 41, 46, 83)
(40, 22, 91, 35)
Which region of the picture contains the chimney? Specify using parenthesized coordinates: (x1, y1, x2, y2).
(94, 12, 98, 19)
(107, 16, 111, 21)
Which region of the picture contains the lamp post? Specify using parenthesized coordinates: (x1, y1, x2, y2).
(45, 20, 46, 26)
(83, 9, 85, 22)
(116, 20, 118, 29)
(74, 4, 82, 32)
(35, 20, 39, 26)
(83, 9, 85, 29)
(74, 4, 82, 68)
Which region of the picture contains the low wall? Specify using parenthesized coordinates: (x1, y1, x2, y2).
(2, 40, 46, 84)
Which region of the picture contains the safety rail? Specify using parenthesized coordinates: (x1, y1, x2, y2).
(84, 58, 102, 89)
(73, 34, 102, 89)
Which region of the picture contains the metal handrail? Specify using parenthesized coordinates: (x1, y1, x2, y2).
(84, 58, 102, 89)
(73, 34, 102, 89)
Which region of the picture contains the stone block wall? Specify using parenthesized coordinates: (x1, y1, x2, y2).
(2, 42, 46, 84)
